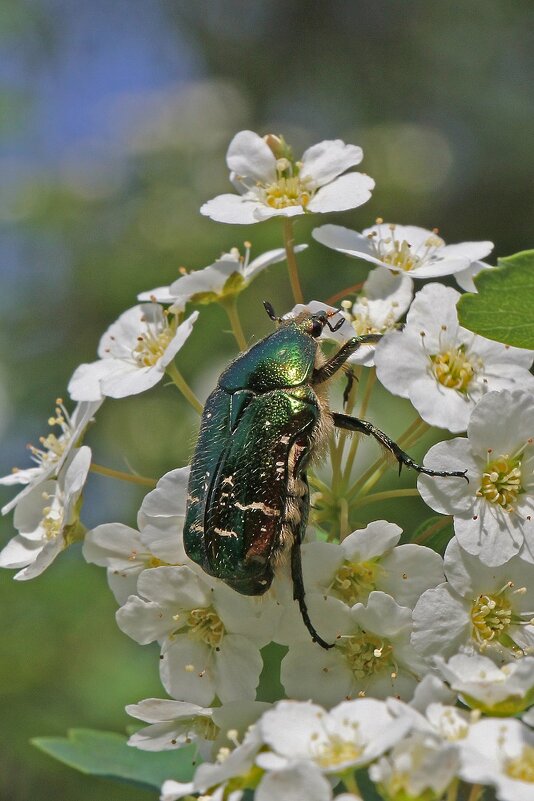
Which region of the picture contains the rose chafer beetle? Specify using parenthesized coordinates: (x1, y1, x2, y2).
(184, 303, 467, 649)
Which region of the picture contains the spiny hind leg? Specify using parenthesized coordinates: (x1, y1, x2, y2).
(331, 412, 468, 480)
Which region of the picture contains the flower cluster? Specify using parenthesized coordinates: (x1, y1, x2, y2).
(1, 129, 533, 801)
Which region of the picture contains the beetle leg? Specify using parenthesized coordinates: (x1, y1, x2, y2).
(290, 536, 334, 650)
(342, 367, 358, 407)
(331, 413, 469, 481)
(313, 335, 382, 384)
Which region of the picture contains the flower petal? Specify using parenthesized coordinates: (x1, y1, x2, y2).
(161, 636, 215, 706)
(226, 130, 276, 184)
(300, 139, 363, 187)
(215, 634, 263, 702)
(313, 223, 376, 257)
(256, 762, 332, 801)
(307, 172, 375, 213)
(439, 241, 493, 262)
(245, 245, 307, 281)
(200, 193, 264, 224)
(68, 359, 121, 402)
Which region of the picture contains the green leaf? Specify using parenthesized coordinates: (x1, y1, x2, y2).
(32, 728, 197, 791)
(256, 642, 287, 702)
(456, 250, 534, 349)
(355, 768, 383, 801)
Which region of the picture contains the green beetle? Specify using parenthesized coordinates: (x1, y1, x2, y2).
(184, 303, 466, 649)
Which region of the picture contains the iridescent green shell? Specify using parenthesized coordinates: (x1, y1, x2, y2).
(183, 322, 320, 595)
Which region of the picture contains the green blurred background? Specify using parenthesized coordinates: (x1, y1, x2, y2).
(0, 1, 533, 798)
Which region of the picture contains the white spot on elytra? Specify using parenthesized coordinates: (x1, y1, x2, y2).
(214, 527, 239, 538)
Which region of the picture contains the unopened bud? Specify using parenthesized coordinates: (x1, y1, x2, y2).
(263, 133, 292, 161)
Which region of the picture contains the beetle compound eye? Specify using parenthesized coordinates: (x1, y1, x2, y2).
(311, 320, 324, 337)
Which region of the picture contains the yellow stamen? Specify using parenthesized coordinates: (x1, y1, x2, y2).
(315, 734, 363, 769)
(471, 592, 512, 645)
(332, 560, 380, 605)
(133, 315, 176, 367)
(477, 454, 523, 512)
(505, 745, 534, 782)
(263, 176, 312, 209)
(187, 607, 225, 648)
(430, 345, 479, 393)
(338, 631, 394, 679)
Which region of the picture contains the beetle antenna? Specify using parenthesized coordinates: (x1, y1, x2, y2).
(325, 312, 345, 333)
(263, 301, 280, 322)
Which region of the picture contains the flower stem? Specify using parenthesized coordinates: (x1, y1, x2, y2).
(346, 415, 428, 501)
(329, 436, 343, 491)
(283, 217, 304, 304)
(446, 778, 460, 801)
(220, 296, 248, 351)
(351, 488, 420, 510)
(339, 496, 350, 540)
(166, 362, 203, 414)
(466, 784, 483, 801)
(401, 418, 431, 451)
(308, 472, 334, 498)
(414, 515, 452, 544)
(325, 281, 365, 306)
(341, 770, 361, 796)
(90, 463, 156, 488)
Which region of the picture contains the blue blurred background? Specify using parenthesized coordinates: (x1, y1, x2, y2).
(1, 1, 533, 798)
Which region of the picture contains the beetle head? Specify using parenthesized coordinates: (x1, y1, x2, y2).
(308, 309, 345, 336)
(263, 300, 345, 337)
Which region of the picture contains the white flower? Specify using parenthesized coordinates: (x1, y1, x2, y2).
(126, 698, 269, 760)
(435, 652, 534, 716)
(411, 538, 534, 661)
(160, 780, 195, 801)
(84, 468, 190, 603)
(68, 304, 198, 401)
(313, 220, 493, 279)
(374, 284, 534, 432)
(369, 730, 459, 801)
(388, 696, 474, 743)
(280, 591, 427, 707)
(139, 243, 307, 307)
(169, 725, 263, 800)
(289, 268, 413, 367)
(418, 389, 534, 564)
(0, 446, 91, 580)
(127, 698, 216, 756)
(137, 467, 191, 564)
(458, 717, 534, 801)
(409, 674, 456, 712)
(0, 399, 100, 515)
(88, 466, 189, 600)
(256, 698, 410, 774)
(256, 762, 333, 801)
(297, 520, 444, 609)
(116, 565, 279, 706)
(454, 260, 494, 293)
(83, 522, 171, 605)
(200, 130, 374, 224)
